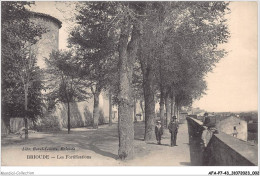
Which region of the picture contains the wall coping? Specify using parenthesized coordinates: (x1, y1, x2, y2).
(187, 116, 258, 165)
(214, 132, 258, 166)
(187, 117, 207, 130)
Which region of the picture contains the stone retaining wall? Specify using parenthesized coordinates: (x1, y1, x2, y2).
(187, 117, 257, 166)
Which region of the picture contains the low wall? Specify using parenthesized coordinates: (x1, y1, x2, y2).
(9, 118, 33, 133)
(1, 119, 9, 136)
(204, 132, 257, 166)
(186, 117, 258, 166)
(186, 117, 208, 165)
(10, 118, 25, 133)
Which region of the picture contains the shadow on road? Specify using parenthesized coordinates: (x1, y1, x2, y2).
(2, 121, 192, 164)
(87, 143, 118, 159)
(146, 142, 170, 147)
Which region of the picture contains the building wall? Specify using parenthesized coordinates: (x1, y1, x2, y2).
(248, 123, 258, 143)
(28, 13, 144, 128)
(30, 16, 60, 68)
(216, 116, 247, 141)
(9, 118, 25, 133)
(29, 14, 112, 127)
(45, 94, 111, 128)
(187, 117, 257, 166)
(9, 118, 33, 133)
(1, 119, 9, 136)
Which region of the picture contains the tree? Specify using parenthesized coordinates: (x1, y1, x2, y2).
(65, 1, 230, 160)
(2, 2, 45, 139)
(116, 2, 145, 159)
(69, 2, 118, 128)
(45, 50, 90, 134)
(164, 2, 229, 119)
(132, 60, 144, 122)
(103, 66, 120, 126)
(137, 2, 170, 141)
(19, 45, 45, 138)
(138, 2, 230, 139)
(69, 2, 143, 159)
(105, 69, 120, 126)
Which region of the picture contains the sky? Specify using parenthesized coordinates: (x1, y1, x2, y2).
(29, 1, 258, 113)
(193, 2, 258, 112)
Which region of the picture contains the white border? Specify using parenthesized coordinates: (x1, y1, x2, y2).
(1, 0, 259, 175)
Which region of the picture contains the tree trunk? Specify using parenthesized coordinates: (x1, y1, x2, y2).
(118, 24, 140, 160)
(176, 103, 180, 122)
(109, 91, 112, 126)
(140, 100, 145, 121)
(174, 101, 177, 117)
(171, 96, 175, 117)
(165, 93, 170, 128)
(143, 68, 155, 141)
(134, 98, 137, 122)
(140, 36, 156, 141)
(93, 91, 100, 129)
(159, 89, 165, 128)
(24, 83, 29, 139)
(67, 101, 71, 134)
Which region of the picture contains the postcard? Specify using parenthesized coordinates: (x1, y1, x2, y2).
(1, 1, 258, 175)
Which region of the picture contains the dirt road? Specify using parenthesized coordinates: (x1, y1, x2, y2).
(1, 121, 190, 166)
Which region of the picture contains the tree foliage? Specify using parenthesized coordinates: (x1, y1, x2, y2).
(136, 2, 230, 125)
(45, 50, 90, 133)
(69, 2, 119, 128)
(65, 1, 230, 158)
(1, 2, 45, 130)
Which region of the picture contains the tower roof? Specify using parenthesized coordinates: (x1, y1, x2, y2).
(30, 11, 62, 29)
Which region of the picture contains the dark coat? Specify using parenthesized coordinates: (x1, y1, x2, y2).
(155, 125, 163, 136)
(168, 121, 178, 133)
(203, 116, 210, 126)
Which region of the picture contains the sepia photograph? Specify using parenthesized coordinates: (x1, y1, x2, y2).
(1, 1, 258, 175)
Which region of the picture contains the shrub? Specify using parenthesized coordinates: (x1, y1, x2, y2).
(35, 115, 61, 132)
(98, 109, 106, 125)
(84, 107, 93, 127)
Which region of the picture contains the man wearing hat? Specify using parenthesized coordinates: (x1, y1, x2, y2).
(155, 120, 163, 145)
(168, 116, 179, 146)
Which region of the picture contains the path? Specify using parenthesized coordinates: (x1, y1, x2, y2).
(128, 120, 191, 166)
(1, 121, 190, 166)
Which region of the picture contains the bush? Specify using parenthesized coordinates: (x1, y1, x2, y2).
(84, 107, 93, 127)
(35, 115, 61, 132)
(98, 109, 105, 125)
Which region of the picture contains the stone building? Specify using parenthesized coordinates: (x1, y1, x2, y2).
(29, 12, 142, 129)
(30, 12, 62, 68)
(29, 12, 99, 129)
(4, 12, 63, 134)
(216, 116, 247, 141)
(4, 12, 143, 133)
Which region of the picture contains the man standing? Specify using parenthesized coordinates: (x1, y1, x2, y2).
(168, 116, 179, 146)
(203, 112, 210, 126)
(155, 121, 163, 145)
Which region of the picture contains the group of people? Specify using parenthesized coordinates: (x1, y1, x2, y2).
(155, 116, 179, 147)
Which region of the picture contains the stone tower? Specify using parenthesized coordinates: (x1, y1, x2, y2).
(30, 12, 62, 68)
(2, 12, 62, 135)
